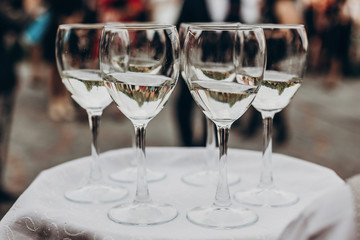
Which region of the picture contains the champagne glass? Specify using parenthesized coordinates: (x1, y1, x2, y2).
(183, 25, 266, 229)
(179, 22, 241, 187)
(100, 24, 179, 225)
(234, 24, 308, 207)
(55, 24, 128, 203)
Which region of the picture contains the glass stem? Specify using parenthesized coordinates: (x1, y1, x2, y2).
(213, 126, 231, 208)
(259, 115, 274, 189)
(205, 117, 216, 170)
(130, 134, 136, 167)
(88, 111, 103, 184)
(133, 124, 151, 204)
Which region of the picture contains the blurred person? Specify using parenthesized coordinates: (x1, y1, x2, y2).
(0, 0, 26, 201)
(175, 0, 239, 146)
(303, 0, 352, 89)
(96, 0, 148, 23)
(22, 0, 51, 87)
(40, 0, 84, 121)
(83, 0, 98, 23)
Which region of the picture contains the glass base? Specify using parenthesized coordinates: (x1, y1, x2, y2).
(110, 167, 166, 183)
(64, 184, 128, 204)
(108, 201, 178, 226)
(181, 170, 240, 187)
(187, 205, 258, 229)
(234, 187, 299, 207)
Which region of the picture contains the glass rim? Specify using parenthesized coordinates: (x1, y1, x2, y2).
(58, 23, 105, 29)
(104, 23, 176, 30)
(250, 23, 305, 29)
(184, 23, 305, 30)
(180, 22, 238, 28)
(105, 21, 159, 26)
(188, 24, 262, 31)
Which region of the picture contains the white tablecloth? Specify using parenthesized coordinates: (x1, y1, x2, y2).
(0, 147, 344, 240)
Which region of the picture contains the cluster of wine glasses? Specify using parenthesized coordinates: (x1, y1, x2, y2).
(55, 22, 308, 229)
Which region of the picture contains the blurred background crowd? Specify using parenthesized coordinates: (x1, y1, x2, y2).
(1, 0, 360, 215)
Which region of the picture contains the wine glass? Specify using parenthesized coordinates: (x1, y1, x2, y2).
(179, 22, 241, 187)
(55, 24, 128, 203)
(183, 24, 266, 229)
(100, 23, 179, 225)
(102, 23, 166, 184)
(234, 24, 308, 207)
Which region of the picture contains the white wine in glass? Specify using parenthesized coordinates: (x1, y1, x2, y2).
(61, 70, 112, 111)
(252, 71, 302, 113)
(103, 73, 175, 121)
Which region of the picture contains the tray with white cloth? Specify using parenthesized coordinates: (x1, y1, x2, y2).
(0, 147, 344, 240)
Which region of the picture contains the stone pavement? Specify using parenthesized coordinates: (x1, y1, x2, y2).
(1, 63, 360, 218)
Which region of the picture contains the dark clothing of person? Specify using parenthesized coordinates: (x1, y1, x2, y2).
(176, 0, 210, 146)
(0, 7, 24, 94)
(176, 0, 212, 146)
(40, 0, 84, 101)
(304, 1, 352, 74)
(41, 0, 84, 64)
(175, 0, 242, 146)
(177, 0, 211, 25)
